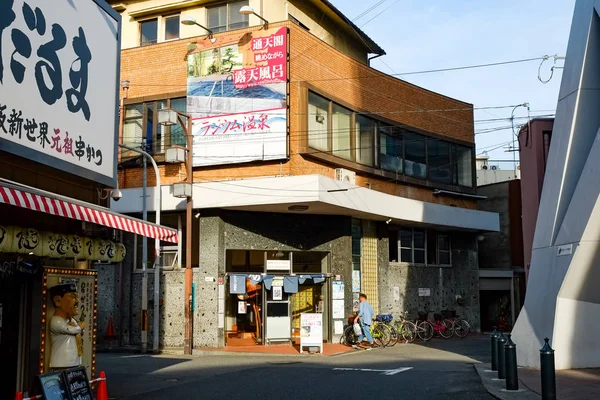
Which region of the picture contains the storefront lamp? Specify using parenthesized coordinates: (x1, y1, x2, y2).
(165, 147, 186, 164)
(173, 182, 193, 199)
(240, 6, 269, 29)
(158, 109, 179, 126)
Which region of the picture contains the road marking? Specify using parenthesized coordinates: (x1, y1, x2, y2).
(333, 367, 413, 375)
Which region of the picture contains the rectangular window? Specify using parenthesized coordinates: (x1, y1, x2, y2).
(208, 1, 249, 33)
(404, 133, 426, 179)
(308, 92, 329, 152)
(140, 19, 158, 46)
(398, 228, 426, 264)
(164, 15, 180, 41)
(379, 125, 403, 174)
(428, 140, 452, 184)
(352, 219, 362, 271)
(453, 144, 473, 187)
(332, 103, 352, 160)
(122, 104, 143, 156)
(437, 234, 451, 265)
(170, 97, 187, 147)
(355, 115, 375, 166)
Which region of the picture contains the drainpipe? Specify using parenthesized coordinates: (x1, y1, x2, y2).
(118, 80, 130, 163)
(368, 53, 384, 67)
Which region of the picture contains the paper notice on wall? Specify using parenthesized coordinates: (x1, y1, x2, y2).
(352, 293, 360, 312)
(218, 313, 224, 329)
(418, 288, 431, 297)
(334, 320, 344, 335)
(273, 286, 283, 300)
(333, 299, 345, 319)
(238, 301, 247, 314)
(332, 281, 345, 300)
(393, 287, 400, 301)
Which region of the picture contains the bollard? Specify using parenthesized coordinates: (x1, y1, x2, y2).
(540, 338, 556, 400)
(497, 332, 507, 379)
(491, 326, 499, 371)
(504, 334, 519, 390)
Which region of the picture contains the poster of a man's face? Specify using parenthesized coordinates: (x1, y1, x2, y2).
(50, 283, 79, 319)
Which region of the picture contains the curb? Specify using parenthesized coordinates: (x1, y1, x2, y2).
(474, 363, 540, 400)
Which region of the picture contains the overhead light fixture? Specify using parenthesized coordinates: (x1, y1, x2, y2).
(275, 251, 284, 258)
(181, 16, 214, 39)
(239, 5, 269, 29)
(288, 205, 309, 212)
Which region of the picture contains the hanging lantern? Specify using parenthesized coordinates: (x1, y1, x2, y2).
(40, 232, 69, 258)
(92, 239, 115, 261)
(82, 237, 94, 260)
(114, 243, 127, 262)
(104, 241, 117, 262)
(13, 227, 41, 254)
(0, 226, 15, 253)
(65, 235, 83, 259)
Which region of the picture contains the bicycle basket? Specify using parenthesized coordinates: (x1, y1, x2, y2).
(417, 311, 428, 321)
(441, 309, 457, 319)
(376, 314, 393, 323)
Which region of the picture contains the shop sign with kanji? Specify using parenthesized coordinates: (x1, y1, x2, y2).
(0, 0, 120, 186)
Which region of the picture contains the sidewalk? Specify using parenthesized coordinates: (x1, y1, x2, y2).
(476, 363, 600, 400)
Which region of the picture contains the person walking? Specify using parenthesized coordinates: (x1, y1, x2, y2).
(353, 293, 375, 350)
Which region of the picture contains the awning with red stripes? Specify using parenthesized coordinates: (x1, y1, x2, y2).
(0, 180, 178, 243)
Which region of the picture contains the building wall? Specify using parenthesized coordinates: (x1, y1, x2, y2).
(378, 232, 481, 332)
(477, 180, 524, 269)
(110, 0, 371, 61)
(118, 21, 477, 209)
(518, 119, 554, 277)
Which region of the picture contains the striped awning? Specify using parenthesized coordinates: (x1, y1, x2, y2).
(0, 180, 178, 243)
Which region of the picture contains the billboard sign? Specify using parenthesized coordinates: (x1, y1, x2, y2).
(187, 26, 288, 167)
(0, 0, 120, 186)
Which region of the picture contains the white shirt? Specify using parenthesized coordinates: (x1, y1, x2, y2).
(50, 316, 82, 368)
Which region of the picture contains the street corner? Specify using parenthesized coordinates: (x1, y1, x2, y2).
(475, 363, 539, 400)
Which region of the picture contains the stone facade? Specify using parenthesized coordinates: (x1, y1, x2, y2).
(378, 232, 481, 332)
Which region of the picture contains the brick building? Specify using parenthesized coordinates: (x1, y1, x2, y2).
(106, 0, 499, 350)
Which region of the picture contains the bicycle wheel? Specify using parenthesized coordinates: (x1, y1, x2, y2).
(341, 325, 358, 346)
(401, 321, 417, 343)
(454, 319, 471, 338)
(443, 319, 455, 337)
(386, 323, 399, 346)
(373, 323, 392, 347)
(438, 320, 453, 339)
(417, 321, 434, 341)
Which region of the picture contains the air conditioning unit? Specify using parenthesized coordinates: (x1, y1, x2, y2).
(335, 168, 356, 185)
(491, 165, 498, 170)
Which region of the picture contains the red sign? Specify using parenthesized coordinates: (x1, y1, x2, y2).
(233, 27, 287, 89)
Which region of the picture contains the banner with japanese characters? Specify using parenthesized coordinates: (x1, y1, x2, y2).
(0, 0, 120, 186)
(187, 26, 287, 167)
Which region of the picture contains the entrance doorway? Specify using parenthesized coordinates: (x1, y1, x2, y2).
(224, 250, 330, 347)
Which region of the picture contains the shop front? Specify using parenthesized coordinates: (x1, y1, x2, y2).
(224, 250, 331, 347)
(0, 178, 178, 398)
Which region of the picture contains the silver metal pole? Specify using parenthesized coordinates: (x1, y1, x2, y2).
(118, 143, 162, 352)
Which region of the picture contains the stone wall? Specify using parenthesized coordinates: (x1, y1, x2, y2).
(378, 232, 481, 332)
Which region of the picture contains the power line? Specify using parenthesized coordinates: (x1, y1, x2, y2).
(359, 0, 402, 28)
(353, 0, 389, 22)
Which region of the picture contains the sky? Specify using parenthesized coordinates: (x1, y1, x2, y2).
(330, 0, 576, 166)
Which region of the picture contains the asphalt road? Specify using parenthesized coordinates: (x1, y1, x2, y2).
(98, 336, 493, 400)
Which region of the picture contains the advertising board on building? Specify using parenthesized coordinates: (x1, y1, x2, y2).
(187, 26, 288, 167)
(0, 0, 120, 186)
(299, 313, 323, 353)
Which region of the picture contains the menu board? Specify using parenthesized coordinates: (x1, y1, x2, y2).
(300, 313, 323, 349)
(38, 371, 69, 400)
(64, 366, 93, 400)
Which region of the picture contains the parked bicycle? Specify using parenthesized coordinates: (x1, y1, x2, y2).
(441, 309, 471, 338)
(391, 311, 417, 343)
(420, 311, 453, 339)
(341, 314, 393, 348)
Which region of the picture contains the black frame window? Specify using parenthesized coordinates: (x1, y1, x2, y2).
(164, 15, 180, 41)
(207, 1, 249, 33)
(396, 228, 452, 266)
(305, 91, 475, 188)
(140, 19, 158, 46)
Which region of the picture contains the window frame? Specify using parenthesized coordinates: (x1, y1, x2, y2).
(164, 14, 181, 41)
(207, 1, 250, 33)
(396, 228, 452, 267)
(140, 18, 158, 47)
(304, 89, 476, 191)
(121, 97, 187, 159)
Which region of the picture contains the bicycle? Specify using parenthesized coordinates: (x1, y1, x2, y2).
(441, 310, 471, 338)
(341, 315, 393, 348)
(392, 311, 417, 343)
(422, 311, 453, 339)
(375, 314, 398, 346)
(414, 312, 434, 341)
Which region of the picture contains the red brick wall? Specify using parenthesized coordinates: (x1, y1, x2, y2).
(118, 22, 476, 209)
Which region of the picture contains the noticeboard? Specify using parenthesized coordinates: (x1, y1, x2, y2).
(299, 313, 323, 352)
(38, 371, 69, 400)
(64, 366, 93, 400)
